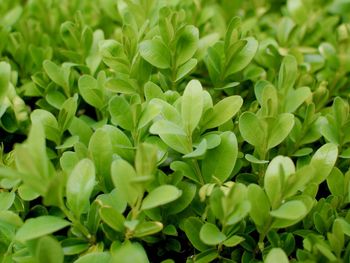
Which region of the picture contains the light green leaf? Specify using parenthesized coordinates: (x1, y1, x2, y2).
(183, 139, 207, 159)
(16, 216, 70, 242)
(223, 235, 245, 247)
(239, 112, 265, 148)
(0, 192, 15, 211)
(74, 252, 111, 263)
(109, 96, 133, 131)
(175, 58, 197, 82)
(35, 236, 64, 263)
(327, 167, 344, 197)
(278, 55, 297, 91)
(267, 113, 294, 149)
(183, 217, 210, 252)
(224, 37, 258, 77)
(139, 38, 171, 69)
(78, 75, 104, 109)
(270, 200, 307, 220)
(203, 96, 243, 129)
(43, 60, 67, 89)
(31, 109, 60, 144)
(134, 221, 163, 238)
(88, 127, 113, 190)
(111, 242, 149, 263)
(138, 101, 161, 129)
(199, 223, 226, 246)
(175, 25, 199, 65)
(58, 95, 78, 132)
(99, 206, 125, 233)
(247, 184, 270, 228)
(181, 80, 203, 134)
(141, 185, 182, 210)
(66, 159, 95, 217)
(245, 154, 269, 164)
(265, 248, 289, 263)
(310, 143, 338, 184)
(150, 120, 186, 135)
(0, 62, 10, 101)
(264, 156, 295, 207)
(111, 159, 141, 207)
(202, 132, 238, 183)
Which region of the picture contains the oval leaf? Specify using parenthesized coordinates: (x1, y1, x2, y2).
(141, 185, 182, 210)
(67, 159, 96, 217)
(199, 223, 226, 246)
(16, 216, 70, 242)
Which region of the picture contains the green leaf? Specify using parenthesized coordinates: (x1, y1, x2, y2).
(105, 77, 138, 95)
(139, 38, 171, 69)
(111, 159, 140, 207)
(74, 252, 111, 263)
(111, 242, 149, 263)
(245, 154, 269, 164)
(183, 217, 211, 252)
(203, 96, 243, 129)
(141, 185, 182, 210)
(99, 206, 125, 233)
(327, 167, 344, 197)
(157, 133, 191, 154)
(267, 113, 294, 149)
(183, 139, 207, 159)
(66, 159, 95, 217)
(58, 95, 78, 132)
(285, 87, 311, 113)
(135, 143, 158, 177)
(35, 236, 64, 263)
(239, 112, 265, 148)
(0, 192, 15, 211)
(247, 184, 270, 228)
(150, 120, 186, 135)
(109, 96, 133, 131)
(138, 101, 161, 129)
(224, 37, 258, 77)
(278, 55, 298, 91)
(88, 127, 113, 190)
(202, 132, 238, 183)
(165, 181, 197, 214)
(193, 249, 218, 263)
(287, 0, 307, 24)
(15, 216, 70, 242)
(270, 200, 307, 220)
(264, 156, 295, 206)
(175, 25, 199, 65)
(310, 143, 338, 184)
(175, 58, 197, 81)
(170, 161, 200, 183)
(181, 80, 203, 134)
(223, 235, 245, 247)
(265, 248, 289, 263)
(0, 62, 10, 101)
(31, 109, 60, 144)
(134, 221, 163, 238)
(15, 123, 52, 195)
(199, 223, 226, 246)
(78, 75, 104, 109)
(43, 60, 67, 89)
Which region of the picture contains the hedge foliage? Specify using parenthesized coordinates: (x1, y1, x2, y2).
(1, 0, 350, 262)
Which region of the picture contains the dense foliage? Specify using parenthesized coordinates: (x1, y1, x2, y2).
(1, 0, 350, 262)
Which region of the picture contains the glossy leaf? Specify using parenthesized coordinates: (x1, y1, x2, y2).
(141, 185, 182, 210)
(16, 216, 70, 242)
(66, 159, 95, 217)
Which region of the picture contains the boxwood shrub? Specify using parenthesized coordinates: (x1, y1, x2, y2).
(1, 0, 350, 262)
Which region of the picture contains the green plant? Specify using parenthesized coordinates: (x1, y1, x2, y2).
(1, 0, 350, 262)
